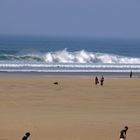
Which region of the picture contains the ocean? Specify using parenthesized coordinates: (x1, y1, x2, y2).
(0, 35, 140, 76)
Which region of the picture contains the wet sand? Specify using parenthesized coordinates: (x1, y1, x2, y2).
(0, 76, 140, 140)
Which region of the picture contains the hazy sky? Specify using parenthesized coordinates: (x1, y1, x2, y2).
(0, 0, 140, 39)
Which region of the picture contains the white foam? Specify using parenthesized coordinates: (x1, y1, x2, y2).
(1, 49, 140, 64)
(43, 49, 140, 64)
(0, 49, 140, 73)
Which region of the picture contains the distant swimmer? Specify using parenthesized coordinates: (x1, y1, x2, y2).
(22, 132, 30, 140)
(119, 126, 128, 140)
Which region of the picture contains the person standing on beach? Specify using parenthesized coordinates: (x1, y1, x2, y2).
(130, 71, 133, 78)
(22, 132, 31, 140)
(100, 76, 104, 86)
(119, 126, 128, 140)
(95, 76, 99, 85)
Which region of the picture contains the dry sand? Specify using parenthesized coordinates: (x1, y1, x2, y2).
(0, 76, 140, 140)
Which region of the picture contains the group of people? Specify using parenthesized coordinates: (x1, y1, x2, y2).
(95, 76, 104, 86)
(95, 71, 133, 86)
(22, 126, 128, 140)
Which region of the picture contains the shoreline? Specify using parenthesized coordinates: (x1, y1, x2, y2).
(0, 71, 140, 77)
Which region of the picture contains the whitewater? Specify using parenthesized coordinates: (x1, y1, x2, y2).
(0, 36, 140, 75)
(0, 49, 140, 73)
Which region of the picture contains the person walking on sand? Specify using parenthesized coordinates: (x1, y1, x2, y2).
(100, 76, 104, 86)
(22, 132, 30, 140)
(95, 76, 99, 85)
(119, 126, 128, 140)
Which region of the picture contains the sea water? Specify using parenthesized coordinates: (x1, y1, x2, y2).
(0, 36, 140, 76)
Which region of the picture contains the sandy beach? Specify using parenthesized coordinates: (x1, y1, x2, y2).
(0, 76, 140, 140)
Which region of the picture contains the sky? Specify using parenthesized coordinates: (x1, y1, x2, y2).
(0, 0, 140, 39)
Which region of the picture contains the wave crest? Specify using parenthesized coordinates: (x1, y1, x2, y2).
(1, 49, 140, 64)
(44, 49, 140, 64)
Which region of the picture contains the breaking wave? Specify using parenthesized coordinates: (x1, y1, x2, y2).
(0, 49, 140, 64)
(43, 49, 140, 64)
(0, 49, 140, 73)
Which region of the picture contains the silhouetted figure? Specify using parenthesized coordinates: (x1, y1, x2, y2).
(53, 82, 58, 85)
(119, 126, 128, 140)
(22, 132, 30, 140)
(100, 76, 104, 86)
(95, 76, 99, 85)
(130, 71, 133, 78)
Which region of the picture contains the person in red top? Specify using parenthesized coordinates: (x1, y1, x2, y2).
(120, 126, 128, 140)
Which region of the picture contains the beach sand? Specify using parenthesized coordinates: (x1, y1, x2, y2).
(0, 76, 140, 140)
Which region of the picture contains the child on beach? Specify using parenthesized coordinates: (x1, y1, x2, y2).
(119, 126, 128, 140)
(22, 132, 30, 140)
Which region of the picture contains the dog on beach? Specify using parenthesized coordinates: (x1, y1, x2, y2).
(53, 82, 58, 85)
